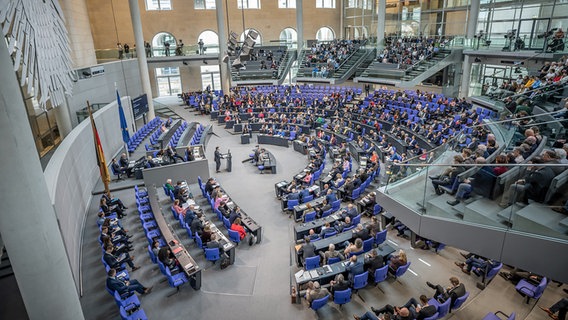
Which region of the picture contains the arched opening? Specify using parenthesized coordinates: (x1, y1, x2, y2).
(279, 27, 297, 44)
(316, 27, 335, 41)
(197, 30, 220, 54)
(240, 28, 262, 46)
(152, 32, 176, 57)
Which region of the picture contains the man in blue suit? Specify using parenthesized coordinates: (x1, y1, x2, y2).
(106, 268, 152, 296)
(346, 255, 365, 282)
(287, 188, 300, 201)
(299, 186, 311, 202)
(325, 189, 338, 204)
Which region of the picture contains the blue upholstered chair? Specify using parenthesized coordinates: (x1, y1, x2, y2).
(228, 229, 241, 245)
(119, 305, 148, 320)
(310, 294, 329, 311)
(304, 211, 316, 222)
(375, 229, 387, 247)
(390, 261, 411, 279)
(451, 291, 469, 312)
(327, 256, 341, 265)
(305, 256, 320, 270)
(352, 271, 369, 292)
(363, 238, 374, 253)
(205, 248, 220, 264)
(515, 277, 547, 304)
(333, 288, 352, 308)
(482, 311, 516, 320)
(373, 265, 389, 294)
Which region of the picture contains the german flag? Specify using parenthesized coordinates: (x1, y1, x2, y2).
(88, 101, 111, 191)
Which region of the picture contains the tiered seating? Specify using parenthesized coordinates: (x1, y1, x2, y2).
(168, 121, 189, 147)
(135, 186, 189, 295)
(127, 117, 162, 153)
(189, 124, 205, 146)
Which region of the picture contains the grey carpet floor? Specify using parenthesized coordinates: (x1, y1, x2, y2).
(76, 96, 563, 320)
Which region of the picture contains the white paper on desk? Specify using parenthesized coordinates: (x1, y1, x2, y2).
(182, 203, 189, 209)
(184, 263, 194, 270)
(309, 270, 319, 278)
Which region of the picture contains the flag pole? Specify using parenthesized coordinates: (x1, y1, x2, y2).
(88, 100, 111, 194)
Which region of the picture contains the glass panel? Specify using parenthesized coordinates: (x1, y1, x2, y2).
(316, 27, 335, 41)
(168, 77, 182, 95)
(195, 0, 205, 9)
(157, 78, 170, 96)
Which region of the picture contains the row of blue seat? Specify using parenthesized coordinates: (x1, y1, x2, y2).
(168, 121, 189, 148)
(189, 124, 205, 146)
(127, 117, 162, 153)
(135, 186, 190, 297)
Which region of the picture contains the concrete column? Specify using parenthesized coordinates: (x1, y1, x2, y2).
(53, 98, 74, 138)
(215, 0, 231, 93)
(467, 0, 480, 39)
(60, 0, 97, 68)
(460, 55, 472, 97)
(128, 0, 155, 120)
(376, 0, 386, 51)
(296, 0, 304, 55)
(0, 37, 84, 320)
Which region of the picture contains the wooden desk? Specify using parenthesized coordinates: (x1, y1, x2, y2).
(147, 186, 201, 290)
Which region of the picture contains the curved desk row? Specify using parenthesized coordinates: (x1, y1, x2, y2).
(257, 134, 289, 148)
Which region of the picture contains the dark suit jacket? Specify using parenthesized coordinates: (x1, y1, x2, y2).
(299, 242, 317, 259)
(287, 192, 300, 200)
(447, 283, 466, 305)
(364, 255, 384, 275)
(106, 276, 128, 295)
(103, 252, 121, 269)
(331, 280, 351, 293)
(417, 305, 438, 320)
(354, 228, 371, 241)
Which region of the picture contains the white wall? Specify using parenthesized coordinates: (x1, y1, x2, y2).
(44, 97, 134, 289)
(68, 59, 143, 127)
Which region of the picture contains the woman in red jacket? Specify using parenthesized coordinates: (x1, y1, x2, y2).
(231, 217, 247, 240)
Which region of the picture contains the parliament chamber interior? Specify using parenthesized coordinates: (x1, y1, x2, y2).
(0, 0, 567, 319)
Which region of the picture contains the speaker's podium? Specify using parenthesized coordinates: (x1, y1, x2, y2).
(222, 151, 232, 172)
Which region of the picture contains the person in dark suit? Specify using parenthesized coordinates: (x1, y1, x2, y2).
(100, 197, 125, 218)
(364, 250, 384, 278)
(426, 276, 466, 306)
(341, 203, 359, 221)
(101, 192, 127, 211)
(190, 212, 204, 236)
(353, 224, 371, 241)
(287, 188, 300, 201)
(118, 153, 132, 177)
(329, 274, 351, 297)
(401, 295, 438, 320)
(299, 187, 310, 202)
(345, 255, 365, 282)
(504, 156, 555, 205)
(214, 146, 222, 173)
(146, 155, 160, 168)
(298, 237, 316, 267)
(228, 206, 242, 225)
(325, 189, 338, 204)
(106, 268, 151, 296)
(103, 245, 139, 272)
(166, 145, 184, 163)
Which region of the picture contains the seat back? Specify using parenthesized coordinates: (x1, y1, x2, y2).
(147, 245, 157, 263)
(486, 262, 503, 281)
(331, 200, 341, 211)
(437, 297, 452, 318)
(534, 277, 548, 299)
(223, 216, 231, 229)
(205, 248, 220, 261)
(327, 256, 341, 265)
(305, 256, 320, 270)
(228, 229, 241, 244)
(304, 211, 316, 222)
(372, 204, 382, 215)
(375, 229, 387, 246)
(322, 208, 333, 217)
(374, 265, 389, 284)
(423, 312, 439, 320)
(451, 291, 469, 311)
(287, 199, 299, 210)
(352, 214, 361, 225)
(302, 194, 314, 203)
(310, 294, 329, 311)
(363, 238, 374, 252)
(508, 312, 516, 320)
(333, 288, 352, 305)
(353, 271, 369, 290)
(395, 261, 411, 278)
(195, 234, 203, 249)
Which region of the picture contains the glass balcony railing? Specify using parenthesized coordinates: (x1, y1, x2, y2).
(381, 118, 568, 242)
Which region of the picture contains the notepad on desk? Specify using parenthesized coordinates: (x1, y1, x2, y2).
(309, 270, 319, 278)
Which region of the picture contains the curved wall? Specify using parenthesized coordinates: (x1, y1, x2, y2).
(44, 97, 135, 289)
(377, 192, 568, 283)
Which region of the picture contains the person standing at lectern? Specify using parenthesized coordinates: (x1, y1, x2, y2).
(214, 146, 222, 173)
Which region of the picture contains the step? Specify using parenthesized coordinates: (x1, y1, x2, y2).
(496, 203, 524, 223)
(512, 203, 568, 239)
(425, 193, 465, 220)
(463, 198, 509, 228)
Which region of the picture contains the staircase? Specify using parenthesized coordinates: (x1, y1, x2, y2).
(398, 49, 462, 87)
(330, 48, 376, 84)
(276, 50, 297, 85)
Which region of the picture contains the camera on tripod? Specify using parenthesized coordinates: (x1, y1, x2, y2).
(537, 28, 557, 39)
(504, 29, 517, 39)
(474, 30, 485, 39)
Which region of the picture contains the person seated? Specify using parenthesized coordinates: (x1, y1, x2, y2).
(429, 155, 466, 195)
(455, 256, 500, 275)
(366, 216, 381, 237)
(299, 186, 311, 202)
(364, 249, 384, 278)
(231, 217, 256, 246)
(185, 146, 195, 161)
(319, 243, 344, 265)
(287, 188, 300, 201)
(183, 205, 197, 226)
(388, 249, 408, 272)
(102, 236, 132, 255)
(314, 199, 332, 218)
(157, 247, 180, 272)
(151, 240, 161, 258)
(100, 197, 125, 219)
(500, 268, 543, 285)
(166, 145, 184, 163)
(165, 178, 175, 193)
(539, 297, 567, 320)
(325, 189, 338, 204)
(345, 255, 365, 282)
(103, 245, 139, 272)
(502, 156, 555, 207)
(228, 206, 242, 225)
(319, 222, 336, 239)
(172, 199, 188, 217)
(341, 203, 359, 221)
(201, 225, 213, 244)
(118, 153, 132, 177)
(305, 281, 330, 305)
(146, 155, 160, 168)
(102, 192, 127, 210)
(306, 229, 320, 241)
(353, 224, 371, 241)
(205, 177, 216, 195)
(100, 226, 131, 248)
(190, 211, 204, 236)
(335, 216, 352, 233)
(426, 276, 466, 305)
(298, 236, 317, 267)
(360, 192, 377, 215)
(173, 181, 190, 202)
(302, 171, 313, 185)
(329, 274, 351, 297)
(446, 177, 474, 206)
(111, 158, 127, 178)
(106, 268, 152, 297)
